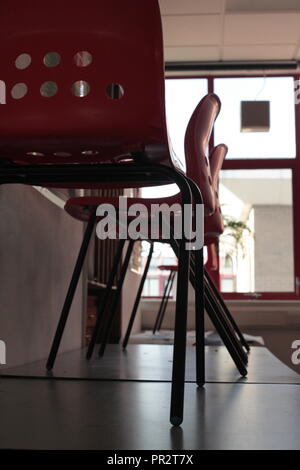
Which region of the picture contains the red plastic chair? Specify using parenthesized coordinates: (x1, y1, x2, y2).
(0, 0, 196, 426)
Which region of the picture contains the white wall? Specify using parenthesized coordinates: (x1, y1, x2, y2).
(140, 298, 300, 331)
(121, 242, 142, 338)
(0, 185, 84, 368)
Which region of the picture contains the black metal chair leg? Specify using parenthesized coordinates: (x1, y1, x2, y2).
(203, 275, 248, 364)
(169, 176, 192, 427)
(46, 211, 97, 370)
(153, 269, 174, 334)
(180, 236, 247, 373)
(169, 236, 207, 385)
(98, 240, 135, 357)
(86, 238, 126, 359)
(183, 177, 206, 387)
(170, 237, 190, 426)
(156, 271, 176, 332)
(190, 250, 248, 366)
(122, 242, 154, 349)
(193, 248, 205, 387)
(184, 235, 248, 366)
(204, 286, 248, 376)
(204, 269, 250, 353)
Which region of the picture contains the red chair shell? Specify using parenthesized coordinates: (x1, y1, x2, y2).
(185, 93, 221, 216)
(0, 0, 176, 168)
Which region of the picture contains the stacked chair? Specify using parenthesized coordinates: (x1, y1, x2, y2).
(0, 0, 249, 425)
(135, 145, 250, 352)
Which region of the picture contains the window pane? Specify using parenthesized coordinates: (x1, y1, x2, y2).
(141, 242, 176, 297)
(143, 78, 208, 198)
(219, 169, 294, 293)
(214, 77, 296, 159)
(165, 78, 208, 170)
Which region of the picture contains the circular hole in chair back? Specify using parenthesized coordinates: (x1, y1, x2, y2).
(15, 53, 31, 70)
(74, 51, 93, 67)
(40, 81, 58, 97)
(44, 52, 61, 68)
(72, 81, 90, 97)
(11, 83, 28, 99)
(106, 83, 124, 100)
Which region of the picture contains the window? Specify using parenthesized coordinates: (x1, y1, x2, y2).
(165, 78, 207, 170)
(142, 74, 299, 299)
(219, 169, 294, 293)
(214, 77, 296, 159)
(142, 242, 176, 298)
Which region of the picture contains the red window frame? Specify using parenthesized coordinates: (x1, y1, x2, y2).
(207, 74, 300, 300)
(143, 74, 300, 300)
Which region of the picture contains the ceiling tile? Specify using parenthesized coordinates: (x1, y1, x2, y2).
(159, 0, 224, 15)
(293, 45, 300, 59)
(223, 44, 295, 60)
(162, 15, 222, 46)
(224, 13, 300, 44)
(165, 46, 221, 62)
(226, 0, 300, 12)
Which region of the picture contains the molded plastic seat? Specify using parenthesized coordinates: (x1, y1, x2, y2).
(185, 93, 221, 215)
(0, 0, 177, 171)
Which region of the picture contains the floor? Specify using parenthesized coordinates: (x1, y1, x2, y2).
(0, 345, 300, 450)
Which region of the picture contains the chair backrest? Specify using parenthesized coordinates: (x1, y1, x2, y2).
(184, 93, 221, 215)
(204, 143, 228, 241)
(0, 0, 172, 166)
(204, 208, 224, 243)
(209, 143, 228, 208)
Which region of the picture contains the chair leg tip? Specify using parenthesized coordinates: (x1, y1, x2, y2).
(170, 416, 183, 427)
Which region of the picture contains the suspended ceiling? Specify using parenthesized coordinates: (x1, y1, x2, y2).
(159, 0, 300, 64)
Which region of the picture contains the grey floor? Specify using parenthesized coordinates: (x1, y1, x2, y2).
(2, 344, 299, 384)
(0, 345, 300, 450)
